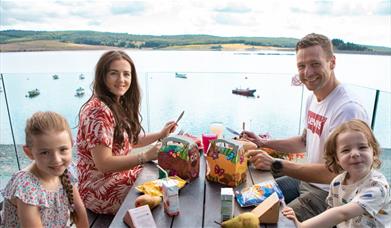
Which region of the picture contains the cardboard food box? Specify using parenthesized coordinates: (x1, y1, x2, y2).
(123, 205, 157, 228)
(251, 192, 280, 224)
(205, 138, 247, 187)
(158, 135, 200, 182)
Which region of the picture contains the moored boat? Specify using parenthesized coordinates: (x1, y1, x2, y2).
(79, 74, 85, 80)
(75, 87, 85, 97)
(175, 72, 187, 79)
(232, 88, 256, 97)
(27, 89, 40, 98)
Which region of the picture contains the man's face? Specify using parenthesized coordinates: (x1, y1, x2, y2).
(296, 45, 335, 94)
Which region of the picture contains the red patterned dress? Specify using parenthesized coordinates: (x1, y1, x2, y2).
(77, 97, 142, 214)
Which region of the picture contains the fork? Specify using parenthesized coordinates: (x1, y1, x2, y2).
(178, 129, 185, 135)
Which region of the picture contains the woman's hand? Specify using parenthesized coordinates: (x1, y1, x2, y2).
(159, 121, 177, 139)
(144, 142, 162, 161)
(245, 149, 274, 170)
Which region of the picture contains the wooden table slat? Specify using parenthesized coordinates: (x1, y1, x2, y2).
(171, 155, 206, 228)
(109, 162, 173, 228)
(92, 214, 114, 228)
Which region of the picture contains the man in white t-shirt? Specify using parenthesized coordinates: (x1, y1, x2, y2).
(243, 33, 369, 221)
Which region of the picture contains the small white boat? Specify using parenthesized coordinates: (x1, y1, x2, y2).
(75, 87, 85, 97)
(52, 74, 59, 80)
(79, 74, 85, 80)
(175, 72, 187, 79)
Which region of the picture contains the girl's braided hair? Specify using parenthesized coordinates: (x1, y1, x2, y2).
(61, 169, 76, 225)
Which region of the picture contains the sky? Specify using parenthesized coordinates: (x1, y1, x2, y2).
(1, 0, 390, 47)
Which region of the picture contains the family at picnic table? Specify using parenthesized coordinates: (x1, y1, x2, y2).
(1, 33, 390, 228)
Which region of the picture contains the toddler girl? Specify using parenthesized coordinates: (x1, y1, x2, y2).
(282, 119, 390, 227)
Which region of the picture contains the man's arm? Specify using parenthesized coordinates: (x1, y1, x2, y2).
(242, 130, 306, 153)
(281, 160, 337, 184)
(263, 135, 305, 153)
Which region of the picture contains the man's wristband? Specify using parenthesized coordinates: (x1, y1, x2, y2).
(271, 158, 283, 175)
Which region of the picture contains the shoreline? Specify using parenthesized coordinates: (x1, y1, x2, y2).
(1, 40, 390, 56)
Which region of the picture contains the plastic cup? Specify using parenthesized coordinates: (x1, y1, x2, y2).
(210, 122, 224, 138)
(202, 133, 217, 155)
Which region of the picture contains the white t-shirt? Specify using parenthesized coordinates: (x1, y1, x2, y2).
(327, 170, 391, 228)
(304, 84, 369, 190)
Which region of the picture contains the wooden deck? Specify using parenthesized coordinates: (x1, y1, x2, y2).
(88, 156, 295, 228)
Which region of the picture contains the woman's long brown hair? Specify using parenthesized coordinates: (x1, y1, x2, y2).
(79, 50, 144, 146)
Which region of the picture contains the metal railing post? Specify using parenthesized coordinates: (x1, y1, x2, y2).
(371, 89, 380, 130)
(1, 73, 21, 170)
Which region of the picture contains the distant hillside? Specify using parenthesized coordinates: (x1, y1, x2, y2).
(1, 30, 390, 55)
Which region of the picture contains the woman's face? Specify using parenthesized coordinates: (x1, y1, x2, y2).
(105, 58, 132, 100)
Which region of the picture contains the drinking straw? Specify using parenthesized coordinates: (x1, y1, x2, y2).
(156, 164, 169, 179)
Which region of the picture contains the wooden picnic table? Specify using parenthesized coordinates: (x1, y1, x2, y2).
(89, 156, 295, 228)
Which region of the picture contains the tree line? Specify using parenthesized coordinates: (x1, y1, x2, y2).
(1, 30, 388, 53)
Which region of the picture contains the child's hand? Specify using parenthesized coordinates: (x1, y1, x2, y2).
(282, 207, 300, 227)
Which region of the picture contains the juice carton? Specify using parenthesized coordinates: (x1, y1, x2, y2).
(162, 179, 180, 216)
(221, 188, 234, 221)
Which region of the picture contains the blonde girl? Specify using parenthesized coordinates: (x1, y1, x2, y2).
(1, 111, 88, 227)
(282, 119, 390, 227)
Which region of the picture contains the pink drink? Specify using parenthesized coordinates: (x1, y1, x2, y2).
(202, 133, 217, 155)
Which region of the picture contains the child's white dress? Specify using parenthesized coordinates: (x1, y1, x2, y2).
(1, 170, 75, 228)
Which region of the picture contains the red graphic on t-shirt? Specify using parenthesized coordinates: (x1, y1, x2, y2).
(307, 111, 327, 136)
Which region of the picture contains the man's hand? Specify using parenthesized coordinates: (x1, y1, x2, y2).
(245, 149, 274, 170)
(240, 130, 266, 148)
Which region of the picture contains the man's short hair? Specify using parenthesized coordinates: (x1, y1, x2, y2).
(296, 33, 334, 58)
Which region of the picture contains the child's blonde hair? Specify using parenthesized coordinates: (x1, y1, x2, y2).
(25, 111, 76, 223)
(324, 119, 381, 173)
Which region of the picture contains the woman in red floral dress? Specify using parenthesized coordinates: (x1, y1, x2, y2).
(77, 50, 176, 214)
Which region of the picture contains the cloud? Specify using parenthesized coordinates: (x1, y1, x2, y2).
(110, 1, 146, 15)
(214, 2, 251, 13)
(0, 0, 389, 46)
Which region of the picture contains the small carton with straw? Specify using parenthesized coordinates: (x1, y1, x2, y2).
(158, 165, 180, 216)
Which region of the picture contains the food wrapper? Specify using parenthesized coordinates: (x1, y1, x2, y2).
(235, 180, 284, 207)
(135, 176, 186, 197)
